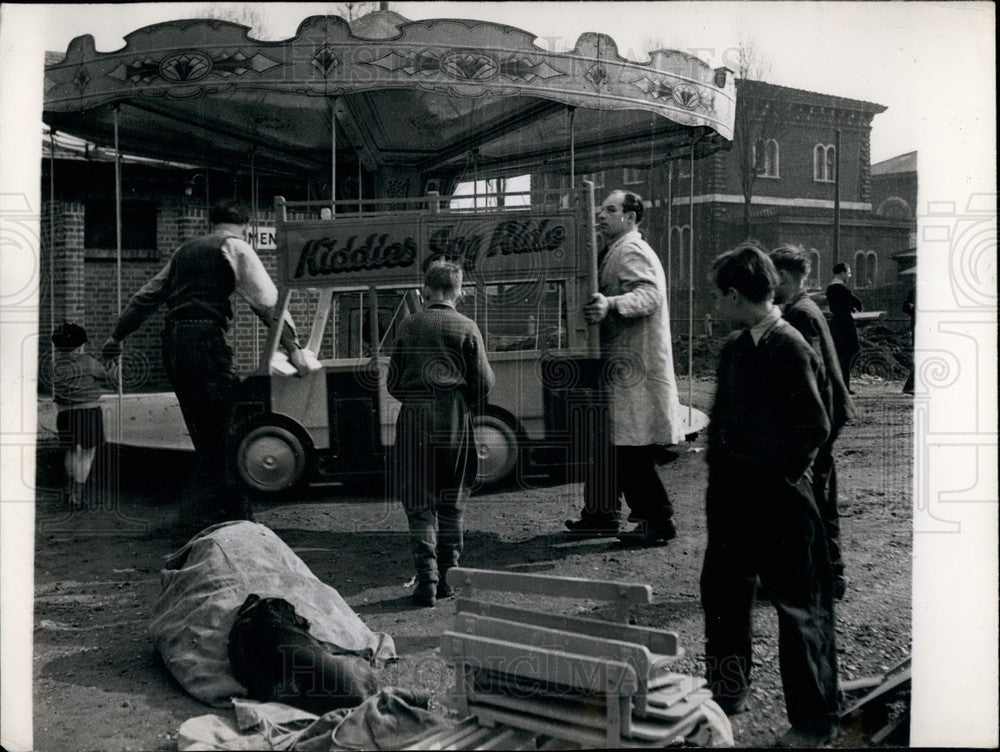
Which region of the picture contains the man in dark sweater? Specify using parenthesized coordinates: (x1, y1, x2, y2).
(102, 200, 316, 534)
(701, 244, 838, 747)
(771, 245, 856, 600)
(387, 261, 495, 608)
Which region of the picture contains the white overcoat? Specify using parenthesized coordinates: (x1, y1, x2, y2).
(598, 229, 681, 446)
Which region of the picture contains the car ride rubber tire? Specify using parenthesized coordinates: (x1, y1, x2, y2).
(234, 421, 308, 495)
(472, 414, 518, 487)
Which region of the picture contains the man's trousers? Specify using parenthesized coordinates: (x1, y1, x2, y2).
(700, 463, 838, 735)
(162, 320, 247, 525)
(391, 400, 476, 585)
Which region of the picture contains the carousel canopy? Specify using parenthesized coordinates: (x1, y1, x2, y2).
(44, 12, 735, 186)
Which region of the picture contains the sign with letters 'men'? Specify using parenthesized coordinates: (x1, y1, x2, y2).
(278, 209, 581, 288)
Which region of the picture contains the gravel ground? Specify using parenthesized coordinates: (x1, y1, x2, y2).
(30, 375, 912, 750)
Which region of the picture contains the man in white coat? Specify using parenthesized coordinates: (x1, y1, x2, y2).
(565, 190, 682, 545)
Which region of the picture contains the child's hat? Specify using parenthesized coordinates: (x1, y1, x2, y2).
(52, 321, 88, 349)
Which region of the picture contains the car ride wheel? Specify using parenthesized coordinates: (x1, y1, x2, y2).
(472, 414, 518, 486)
(235, 423, 307, 494)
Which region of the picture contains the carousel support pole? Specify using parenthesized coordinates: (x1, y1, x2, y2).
(568, 106, 576, 193)
(250, 148, 261, 365)
(666, 160, 673, 308)
(687, 143, 697, 425)
(472, 148, 479, 209)
(48, 128, 56, 381)
(357, 149, 363, 215)
(330, 95, 337, 215)
(113, 106, 124, 439)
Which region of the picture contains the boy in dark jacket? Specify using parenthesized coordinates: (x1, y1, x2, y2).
(771, 245, 857, 599)
(387, 261, 495, 607)
(701, 244, 838, 747)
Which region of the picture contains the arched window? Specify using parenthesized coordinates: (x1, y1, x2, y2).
(865, 250, 878, 287)
(808, 248, 822, 289)
(853, 251, 867, 287)
(753, 138, 780, 178)
(876, 196, 912, 219)
(853, 250, 878, 288)
(814, 144, 836, 182)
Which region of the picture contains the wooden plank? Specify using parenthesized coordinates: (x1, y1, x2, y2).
(475, 726, 538, 751)
(468, 685, 607, 731)
(442, 632, 640, 695)
(470, 704, 612, 749)
(623, 707, 708, 745)
(449, 567, 652, 610)
(646, 668, 694, 691)
(646, 677, 707, 708)
(838, 667, 911, 719)
(632, 688, 713, 723)
(456, 598, 680, 656)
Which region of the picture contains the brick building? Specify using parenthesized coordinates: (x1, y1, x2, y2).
(565, 81, 915, 332)
(871, 151, 918, 284)
(38, 131, 309, 394)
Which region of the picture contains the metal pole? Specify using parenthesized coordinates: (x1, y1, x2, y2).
(357, 150, 363, 215)
(48, 128, 56, 385)
(113, 107, 124, 440)
(250, 149, 260, 365)
(472, 148, 479, 209)
(568, 106, 576, 191)
(687, 145, 695, 424)
(833, 129, 841, 265)
(330, 96, 337, 215)
(665, 160, 673, 308)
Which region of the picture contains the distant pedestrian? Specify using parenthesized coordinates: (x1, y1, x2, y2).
(51, 321, 117, 510)
(902, 287, 916, 394)
(564, 189, 682, 545)
(387, 261, 495, 608)
(772, 245, 856, 600)
(102, 199, 318, 535)
(826, 262, 864, 394)
(702, 243, 837, 747)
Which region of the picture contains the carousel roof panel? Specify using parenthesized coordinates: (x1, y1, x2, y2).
(44, 13, 735, 177)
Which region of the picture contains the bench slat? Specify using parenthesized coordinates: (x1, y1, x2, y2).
(456, 598, 680, 656)
(443, 631, 640, 694)
(448, 567, 652, 610)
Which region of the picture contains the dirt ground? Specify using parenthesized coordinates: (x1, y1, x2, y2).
(30, 375, 912, 751)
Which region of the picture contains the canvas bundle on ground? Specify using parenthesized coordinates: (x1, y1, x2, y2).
(149, 521, 396, 707)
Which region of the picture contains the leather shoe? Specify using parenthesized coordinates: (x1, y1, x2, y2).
(564, 518, 619, 538)
(436, 581, 455, 600)
(617, 519, 677, 545)
(412, 581, 436, 608)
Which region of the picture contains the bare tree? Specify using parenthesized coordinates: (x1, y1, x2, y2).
(337, 2, 381, 21)
(732, 36, 787, 239)
(199, 4, 265, 32)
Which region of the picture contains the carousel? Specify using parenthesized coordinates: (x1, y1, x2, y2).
(42, 10, 736, 489)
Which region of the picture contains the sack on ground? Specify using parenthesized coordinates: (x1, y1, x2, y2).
(149, 521, 396, 707)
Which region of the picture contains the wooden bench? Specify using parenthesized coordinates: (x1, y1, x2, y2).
(424, 567, 717, 749)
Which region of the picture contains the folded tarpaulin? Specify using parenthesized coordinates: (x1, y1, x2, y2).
(177, 689, 450, 751)
(149, 521, 396, 707)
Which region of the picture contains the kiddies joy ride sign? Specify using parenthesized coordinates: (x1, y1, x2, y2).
(280, 209, 580, 287)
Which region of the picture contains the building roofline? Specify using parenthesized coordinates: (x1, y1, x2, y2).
(737, 78, 887, 114)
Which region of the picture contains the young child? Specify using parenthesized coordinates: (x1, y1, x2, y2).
(387, 261, 495, 608)
(51, 321, 116, 510)
(701, 244, 837, 747)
